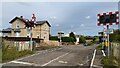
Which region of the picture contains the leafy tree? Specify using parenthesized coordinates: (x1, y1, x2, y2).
(110, 29, 120, 42)
(79, 36, 86, 43)
(69, 32, 76, 42)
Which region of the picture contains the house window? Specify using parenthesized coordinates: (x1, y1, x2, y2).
(16, 22, 19, 28)
(44, 32, 46, 39)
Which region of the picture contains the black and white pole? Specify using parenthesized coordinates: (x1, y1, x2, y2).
(24, 14, 36, 51)
(107, 25, 110, 56)
(58, 32, 64, 46)
(30, 29, 32, 51)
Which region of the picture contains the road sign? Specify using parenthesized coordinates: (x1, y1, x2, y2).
(104, 29, 114, 34)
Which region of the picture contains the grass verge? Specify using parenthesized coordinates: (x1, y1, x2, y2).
(96, 43, 102, 50)
(101, 56, 119, 68)
(2, 47, 34, 63)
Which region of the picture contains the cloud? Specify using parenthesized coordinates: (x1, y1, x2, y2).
(80, 24, 85, 27)
(2, 0, 120, 2)
(55, 24, 60, 27)
(2, 2, 118, 36)
(85, 16, 90, 19)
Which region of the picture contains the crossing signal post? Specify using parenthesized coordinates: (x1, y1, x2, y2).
(24, 14, 36, 51)
(58, 32, 64, 46)
(97, 11, 119, 56)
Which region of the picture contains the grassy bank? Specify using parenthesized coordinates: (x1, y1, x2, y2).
(96, 43, 102, 50)
(2, 47, 34, 63)
(101, 56, 119, 68)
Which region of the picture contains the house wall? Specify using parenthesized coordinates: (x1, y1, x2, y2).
(9, 18, 50, 41)
(32, 23, 50, 41)
(2, 33, 12, 37)
(40, 23, 50, 41)
(11, 19, 28, 37)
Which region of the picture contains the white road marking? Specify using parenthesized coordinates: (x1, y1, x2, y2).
(41, 52, 70, 66)
(93, 65, 103, 68)
(90, 49, 96, 68)
(77, 63, 84, 66)
(58, 61, 68, 64)
(2, 48, 62, 65)
(102, 50, 106, 56)
(10, 61, 34, 65)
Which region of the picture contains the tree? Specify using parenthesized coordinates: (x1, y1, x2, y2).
(110, 29, 120, 42)
(69, 32, 76, 42)
(79, 36, 86, 43)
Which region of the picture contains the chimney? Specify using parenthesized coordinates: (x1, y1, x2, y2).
(20, 16, 23, 18)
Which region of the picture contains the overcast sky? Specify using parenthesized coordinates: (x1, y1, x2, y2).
(1, 2, 119, 36)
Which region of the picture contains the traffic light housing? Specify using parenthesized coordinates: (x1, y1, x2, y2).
(99, 14, 116, 24)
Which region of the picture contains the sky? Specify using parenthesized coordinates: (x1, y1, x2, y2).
(1, 2, 119, 36)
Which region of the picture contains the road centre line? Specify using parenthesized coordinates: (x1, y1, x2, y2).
(41, 52, 70, 66)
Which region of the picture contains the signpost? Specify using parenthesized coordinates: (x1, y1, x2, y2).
(58, 32, 64, 46)
(24, 14, 36, 51)
(97, 11, 119, 56)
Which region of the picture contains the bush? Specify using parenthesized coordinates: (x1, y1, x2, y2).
(49, 36, 58, 41)
(79, 36, 86, 43)
(110, 29, 120, 42)
(101, 56, 118, 68)
(96, 43, 102, 50)
(61, 37, 74, 42)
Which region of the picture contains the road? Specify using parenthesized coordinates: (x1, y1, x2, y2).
(2, 44, 97, 68)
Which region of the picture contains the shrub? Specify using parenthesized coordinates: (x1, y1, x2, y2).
(61, 37, 74, 42)
(79, 36, 86, 43)
(49, 36, 58, 41)
(101, 56, 118, 68)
